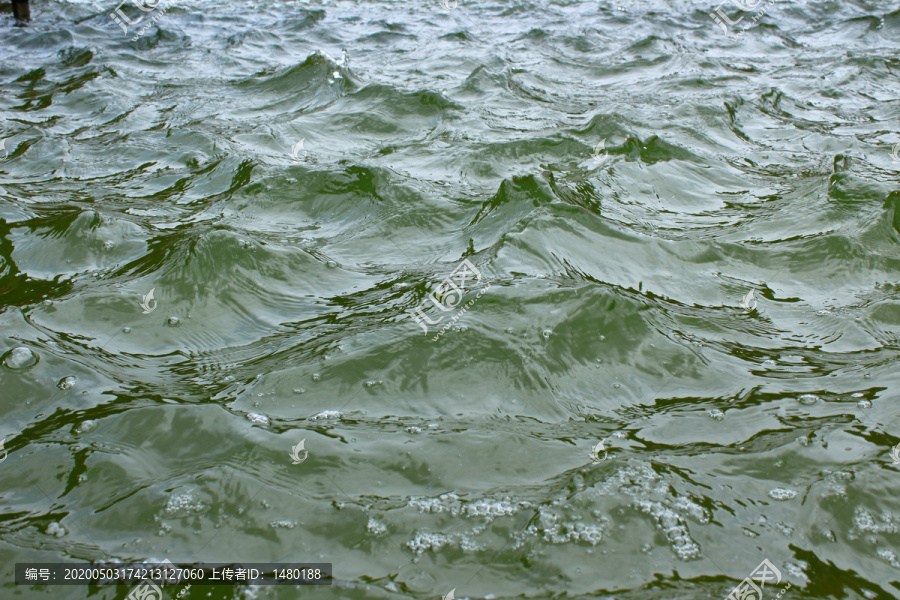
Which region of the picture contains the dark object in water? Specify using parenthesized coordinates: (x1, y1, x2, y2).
(12, 0, 29, 21)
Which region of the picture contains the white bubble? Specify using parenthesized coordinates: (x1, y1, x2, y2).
(367, 518, 387, 535)
(57, 376, 77, 390)
(707, 408, 725, 421)
(2, 347, 38, 370)
(768, 488, 798, 501)
(798, 394, 819, 405)
(164, 491, 204, 516)
(247, 413, 269, 426)
(76, 420, 97, 434)
(310, 410, 342, 421)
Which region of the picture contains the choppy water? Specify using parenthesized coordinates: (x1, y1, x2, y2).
(2, 0, 900, 598)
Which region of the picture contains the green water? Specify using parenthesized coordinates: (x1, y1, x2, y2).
(2, 0, 900, 598)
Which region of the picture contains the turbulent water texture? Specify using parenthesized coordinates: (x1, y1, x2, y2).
(2, 0, 900, 598)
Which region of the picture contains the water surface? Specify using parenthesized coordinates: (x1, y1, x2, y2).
(2, 1, 900, 598)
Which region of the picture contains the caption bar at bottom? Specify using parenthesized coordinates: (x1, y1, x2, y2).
(16, 563, 332, 585)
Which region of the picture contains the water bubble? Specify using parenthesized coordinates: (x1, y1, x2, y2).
(707, 408, 725, 421)
(599, 335, 606, 341)
(2, 347, 38, 370)
(312, 373, 321, 381)
(102, 240, 116, 250)
(798, 394, 819, 405)
(768, 488, 798, 501)
(857, 399, 872, 409)
(863, 373, 871, 379)
(367, 518, 388, 536)
(613, 383, 621, 389)
(310, 410, 342, 421)
(542, 329, 552, 339)
(46, 522, 67, 537)
(392, 283, 406, 291)
(166, 317, 181, 327)
(851, 392, 864, 398)
(292, 388, 306, 394)
(247, 413, 269, 426)
(76, 420, 97, 434)
(326, 261, 338, 269)
(57, 376, 77, 390)
(122, 327, 132, 333)
(164, 491, 205, 516)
